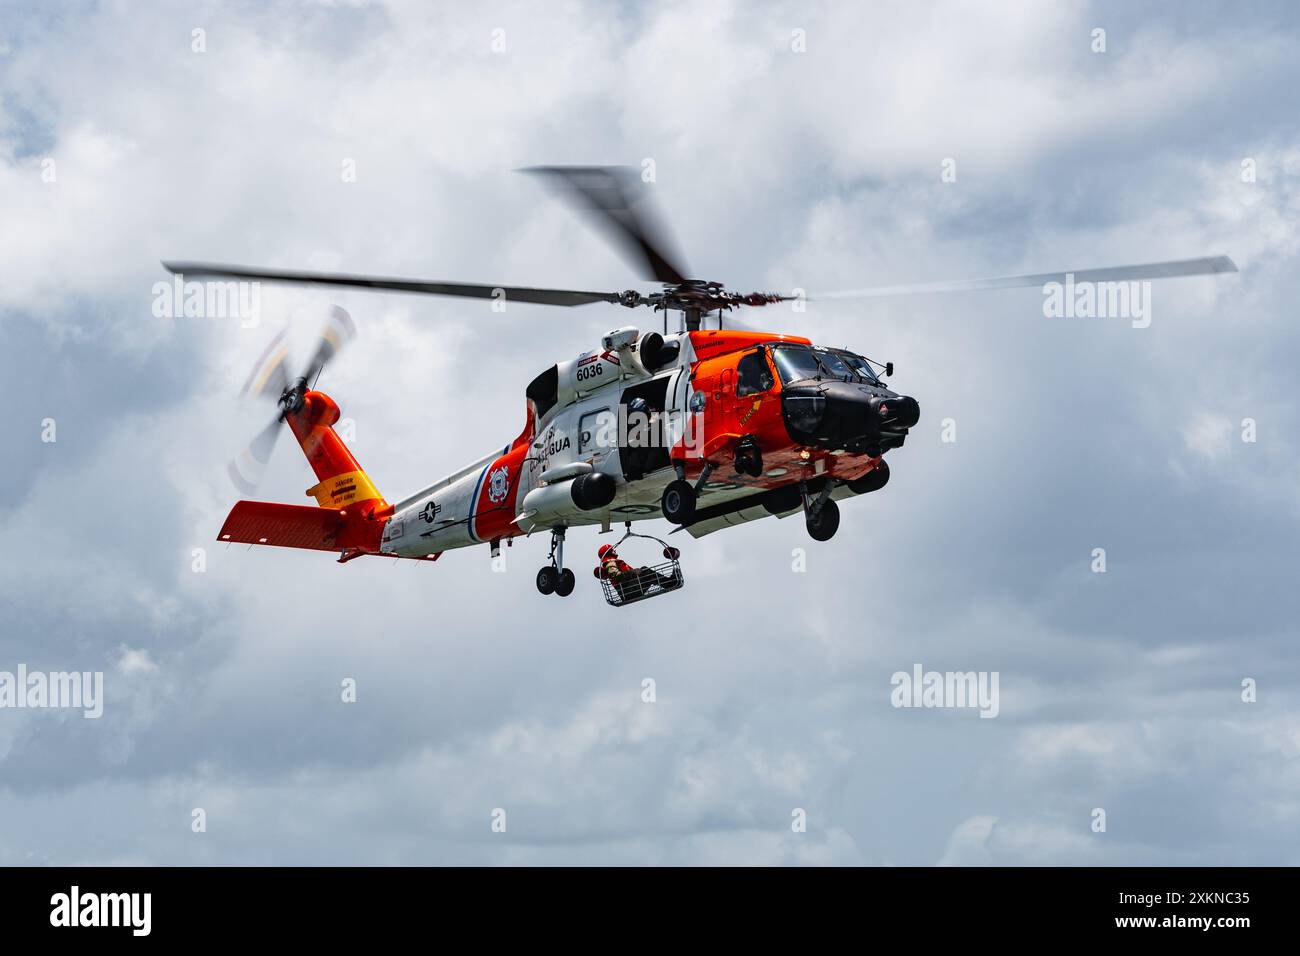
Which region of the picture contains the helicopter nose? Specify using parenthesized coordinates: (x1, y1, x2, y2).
(782, 383, 920, 451)
(875, 394, 920, 430)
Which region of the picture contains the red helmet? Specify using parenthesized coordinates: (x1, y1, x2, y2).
(598, 544, 616, 558)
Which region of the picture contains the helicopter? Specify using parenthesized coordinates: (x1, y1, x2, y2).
(165, 166, 1237, 600)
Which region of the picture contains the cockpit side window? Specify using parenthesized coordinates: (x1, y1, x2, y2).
(736, 350, 775, 396)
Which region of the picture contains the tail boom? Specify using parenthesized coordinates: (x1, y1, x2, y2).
(285, 389, 389, 518)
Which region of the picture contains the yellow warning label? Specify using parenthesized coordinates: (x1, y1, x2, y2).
(307, 470, 382, 508)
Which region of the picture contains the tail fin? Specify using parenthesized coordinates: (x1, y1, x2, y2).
(284, 389, 390, 518)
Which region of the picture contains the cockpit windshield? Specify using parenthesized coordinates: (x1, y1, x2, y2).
(813, 349, 855, 380)
(771, 346, 826, 384)
(834, 350, 880, 383)
(772, 345, 879, 385)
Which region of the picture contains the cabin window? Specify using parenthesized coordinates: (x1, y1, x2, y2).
(579, 408, 615, 454)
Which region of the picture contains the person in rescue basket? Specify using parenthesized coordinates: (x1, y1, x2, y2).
(593, 544, 678, 600)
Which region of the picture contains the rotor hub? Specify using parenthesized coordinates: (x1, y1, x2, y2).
(627, 281, 790, 318)
(278, 378, 309, 418)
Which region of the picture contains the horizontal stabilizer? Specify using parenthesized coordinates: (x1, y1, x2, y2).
(218, 501, 370, 552)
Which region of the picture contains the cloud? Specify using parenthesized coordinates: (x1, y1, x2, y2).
(1181, 413, 1235, 460)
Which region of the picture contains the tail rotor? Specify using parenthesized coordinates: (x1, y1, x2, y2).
(226, 305, 357, 494)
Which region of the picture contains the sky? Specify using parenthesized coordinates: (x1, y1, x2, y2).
(1, 0, 1298, 865)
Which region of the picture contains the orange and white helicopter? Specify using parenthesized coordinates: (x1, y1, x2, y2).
(167, 166, 1236, 602)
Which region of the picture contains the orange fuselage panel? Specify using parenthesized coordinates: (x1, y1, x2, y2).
(683, 337, 882, 492)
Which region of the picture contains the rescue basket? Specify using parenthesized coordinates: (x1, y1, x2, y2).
(596, 529, 684, 607)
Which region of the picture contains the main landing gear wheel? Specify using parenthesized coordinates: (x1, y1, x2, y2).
(555, 568, 575, 597)
(806, 497, 840, 542)
(661, 479, 696, 525)
(537, 527, 574, 597)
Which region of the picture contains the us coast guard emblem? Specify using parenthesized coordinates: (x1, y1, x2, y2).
(487, 464, 510, 503)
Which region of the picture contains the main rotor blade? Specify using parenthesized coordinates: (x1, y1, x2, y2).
(812, 255, 1238, 300)
(522, 165, 690, 286)
(162, 262, 623, 307)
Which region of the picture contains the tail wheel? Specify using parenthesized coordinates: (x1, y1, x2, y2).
(536, 566, 559, 594)
(661, 479, 697, 525)
(806, 498, 840, 542)
(554, 568, 575, 597)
